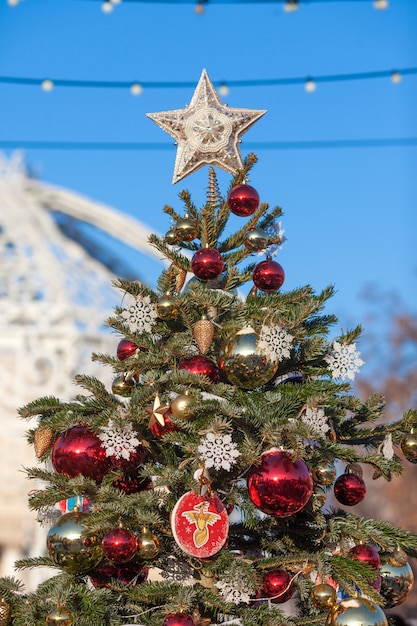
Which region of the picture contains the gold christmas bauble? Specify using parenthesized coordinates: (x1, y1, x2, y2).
(170, 392, 195, 421)
(47, 511, 101, 575)
(400, 432, 417, 463)
(175, 215, 198, 242)
(156, 294, 179, 320)
(45, 607, 73, 625)
(379, 559, 414, 608)
(219, 328, 278, 390)
(164, 226, 178, 246)
(136, 527, 160, 560)
(244, 227, 269, 252)
(325, 597, 388, 626)
(311, 583, 337, 610)
(0, 597, 11, 626)
(389, 547, 408, 567)
(313, 485, 327, 507)
(312, 461, 337, 486)
(112, 374, 136, 397)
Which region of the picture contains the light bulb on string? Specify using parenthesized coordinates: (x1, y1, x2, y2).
(7, 0, 20, 6)
(305, 78, 316, 93)
(283, 0, 299, 12)
(101, 0, 114, 13)
(41, 79, 54, 92)
(391, 71, 402, 84)
(195, 1, 205, 14)
(374, 0, 389, 9)
(219, 83, 229, 97)
(131, 83, 143, 96)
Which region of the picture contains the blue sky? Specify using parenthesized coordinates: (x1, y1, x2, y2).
(0, 0, 416, 349)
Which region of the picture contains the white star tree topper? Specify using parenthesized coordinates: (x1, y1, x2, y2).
(147, 69, 266, 184)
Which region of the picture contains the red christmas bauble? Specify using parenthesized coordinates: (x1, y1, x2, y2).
(51, 425, 111, 483)
(263, 569, 295, 604)
(333, 473, 366, 506)
(253, 258, 285, 293)
(151, 409, 179, 438)
(227, 184, 260, 217)
(110, 443, 145, 473)
(178, 355, 220, 383)
(247, 450, 313, 517)
(113, 470, 152, 494)
(162, 613, 195, 626)
(349, 544, 380, 571)
(116, 339, 139, 361)
(102, 527, 137, 564)
(89, 558, 148, 588)
(191, 248, 224, 281)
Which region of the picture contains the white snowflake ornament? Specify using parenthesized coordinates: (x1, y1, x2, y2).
(98, 420, 141, 460)
(325, 340, 364, 381)
(121, 293, 157, 334)
(198, 432, 240, 472)
(216, 579, 252, 605)
(258, 324, 294, 363)
(302, 407, 330, 437)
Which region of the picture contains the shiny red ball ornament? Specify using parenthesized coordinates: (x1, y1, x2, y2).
(113, 470, 152, 494)
(227, 184, 260, 217)
(102, 527, 137, 564)
(89, 558, 148, 588)
(263, 568, 295, 604)
(178, 355, 220, 383)
(110, 443, 144, 473)
(116, 338, 139, 361)
(191, 248, 224, 281)
(252, 258, 285, 293)
(162, 613, 195, 626)
(51, 425, 111, 483)
(349, 544, 380, 571)
(247, 450, 313, 517)
(333, 472, 366, 506)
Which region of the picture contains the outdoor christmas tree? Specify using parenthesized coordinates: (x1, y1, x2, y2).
(2, 70, 417, 626)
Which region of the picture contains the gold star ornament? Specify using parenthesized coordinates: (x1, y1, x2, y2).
(147, 69, 266, 184)
(145, 394, 170, 429)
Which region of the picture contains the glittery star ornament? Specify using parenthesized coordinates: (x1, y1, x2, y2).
(147, 69, 266, 184)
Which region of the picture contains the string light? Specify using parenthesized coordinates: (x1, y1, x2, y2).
(373, 0, 389, 9)
(195, 1, 206, 14)
(101, 0, 114, 13)
(0, 67, 414, 93)
(130, 83, 143, 96)
(41, 79, 54, 92)
(219, 83, 229, 96)
(304, 78, 316, 93)
(7, 0, 20, 6)
(283, 0, 299, 13)
(391, 71, 402, 84)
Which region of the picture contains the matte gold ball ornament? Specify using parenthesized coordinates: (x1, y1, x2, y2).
(219, 327, 278, 390)
(156, 293, 180, 321)
(45, 606, 73, 625)
(136, 526, 160, 560)
(0, 597, 11, 626)
(170, 391, 195, 421)
(325, 597, 388, 626)
(400, 431, 417, 463)
(311, 583, 337, 610)
(46, 511, 102, 575)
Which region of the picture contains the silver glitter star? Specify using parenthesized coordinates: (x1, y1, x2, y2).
(147, 69, 266, 184)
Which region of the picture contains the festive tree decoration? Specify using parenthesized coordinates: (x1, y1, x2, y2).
(171, 491, 229, 558)
(219, 327, 278, 389)
(247, 449, 313, 517)
(197, 432, 240, 471)
(120, 293, 157, 334)
(325, 340, 364, 381)
(147, 68, 266, 184)
(333, 470, 367, 506)
(51, 425, 111, 483)
(252, 257, 285, 293)
(227, 183, 260, 217)
(6, 72, 417, 626)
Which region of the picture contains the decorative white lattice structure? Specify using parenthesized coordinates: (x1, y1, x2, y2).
(0, 152, 161, 586)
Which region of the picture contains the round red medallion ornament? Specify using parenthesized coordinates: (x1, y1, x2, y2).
(171, 491, 229, 558)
